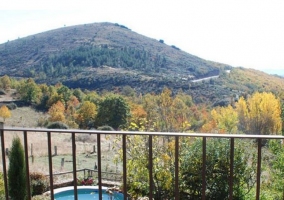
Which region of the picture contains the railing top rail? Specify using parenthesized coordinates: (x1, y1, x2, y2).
(2, 126, 284, 139)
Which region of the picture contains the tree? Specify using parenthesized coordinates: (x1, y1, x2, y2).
(0, 75, 11, 90)
(0, 105, 11, 122)
(8, 136, 27, 200)
(96, 94, 130, 129)
(211, 105, 239, 134)
(142, 93, 159, 131)
(57, 85, 72, 105)
(236, 92, 282, 135)
(156, 87, 173, 132)
(48, 101, 65, 122)
(76, 101, 97, 128)
(17, 78, 42, 104)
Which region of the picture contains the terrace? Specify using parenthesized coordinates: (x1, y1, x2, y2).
(1, 125, 284, 200)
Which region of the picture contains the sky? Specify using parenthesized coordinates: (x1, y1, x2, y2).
(1, 0, 284, 75)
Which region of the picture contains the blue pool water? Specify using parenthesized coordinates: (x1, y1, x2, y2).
(54, 187, 124, 200)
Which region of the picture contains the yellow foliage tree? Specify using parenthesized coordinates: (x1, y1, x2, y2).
(0, 105, 11, 122)
(211, 105, 239, 134)
(236, 92, 282, 135)
(76, 101, 97, 128)
(48, 101, 65, 122)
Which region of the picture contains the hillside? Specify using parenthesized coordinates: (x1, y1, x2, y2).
(0, 22, 283, 105)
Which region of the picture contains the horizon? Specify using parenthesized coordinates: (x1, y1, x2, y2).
(1, 1, 284, 76)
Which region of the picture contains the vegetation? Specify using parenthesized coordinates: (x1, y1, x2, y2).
(30, 172, 48, 196)
(0, 105, 11, 121)
(0, 172, 5, 198)
(8, 136, 27, 200)
(180, 138, 256, 199)
(46, 121, 68, 129)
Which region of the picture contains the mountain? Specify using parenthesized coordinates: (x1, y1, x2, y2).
(0, 22, 283, 105)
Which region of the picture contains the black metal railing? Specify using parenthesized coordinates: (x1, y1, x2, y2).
(1, 126, 284, 200)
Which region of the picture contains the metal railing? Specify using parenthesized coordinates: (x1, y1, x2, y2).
(1, 126, 284, 200)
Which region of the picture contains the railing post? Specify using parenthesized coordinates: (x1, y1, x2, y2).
(47, 132, 54, 200)
(149, 135, 153, 200)
(0, 122, 9, 200)
(256, 138, 262, 200)
(202, 137, 206, 200)
(123, 134, 127, 200)
(229, 138, 234, 200)
(23, 131, 31, 200)
(71, 132, 78, 200)
(175, 136, 179, 200)
(97, 133, 102, 200)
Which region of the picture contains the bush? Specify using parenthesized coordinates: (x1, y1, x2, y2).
(30, 172, 48, 196)
(97, 125, 114, 131)
(46, 121, 68, 129)
(0, 89, 6, 95)
(6, 102, 17, 110)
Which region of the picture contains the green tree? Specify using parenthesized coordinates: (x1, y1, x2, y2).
(17, 78, 42, 104)
(8, 136, 27, 200)
(57, 85, 72, 105)
(0, 75, 11, 90)
(96, 94, 130, 129)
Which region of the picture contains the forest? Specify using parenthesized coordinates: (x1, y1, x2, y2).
(0, 74, 284, 199)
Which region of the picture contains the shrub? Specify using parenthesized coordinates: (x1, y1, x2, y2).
(97, 125, 114, 131)
(0, 89, 6, 95)
(30, 172, 48, 196)
(6, 102, 17, 110)
(46, 121, 68, 129)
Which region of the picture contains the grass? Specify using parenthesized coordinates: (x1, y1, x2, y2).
(1, 106, 122, 186)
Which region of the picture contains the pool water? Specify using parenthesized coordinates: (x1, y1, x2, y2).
(54, 187, 124, 200)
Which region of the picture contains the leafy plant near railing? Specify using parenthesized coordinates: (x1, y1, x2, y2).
(180, 138, 257, 199)
(261, 139, 284, 199)
(114, 132, 258, 200)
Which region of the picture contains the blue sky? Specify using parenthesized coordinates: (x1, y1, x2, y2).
(1, 0, 284, 75)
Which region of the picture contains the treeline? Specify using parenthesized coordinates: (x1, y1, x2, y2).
(28, 46, 168, 79)
(0, 75, 283, 135)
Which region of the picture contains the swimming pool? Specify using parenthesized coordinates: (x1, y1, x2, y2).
(54, 186, 124, 200)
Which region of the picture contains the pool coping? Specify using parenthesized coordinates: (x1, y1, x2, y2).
(53, 186, 109, 194)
